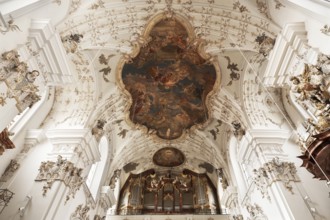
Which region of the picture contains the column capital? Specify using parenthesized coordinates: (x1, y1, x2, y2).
(238, 129, 291, 162)
(46, 128, 100, 166)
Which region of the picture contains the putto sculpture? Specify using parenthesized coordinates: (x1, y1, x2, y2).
(0, 50, 41, 111)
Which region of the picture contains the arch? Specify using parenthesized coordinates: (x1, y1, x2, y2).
(86, 135, 110, 200)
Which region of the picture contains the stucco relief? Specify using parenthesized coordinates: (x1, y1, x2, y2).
(109, 169, 121, 189)
(321, 24, 330, 36)
(0, 15, 20, 35)
(255, 33, 275, 57)
(0, 128, 15, 156)
(0, 50, 41, 111)
(40, 51, 95, 128)
(91, 119, 107, 142)
(253, 157, 299, 198)
(246, 203, 267, 220)
(290, 54, 330, 134)
(70, 203, 90, 220)
(35, 155, 84, 203)
(61, 34, 83, 54)
(0, 159, 19, 182)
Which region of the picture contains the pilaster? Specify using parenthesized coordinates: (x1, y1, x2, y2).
(262, 22, 317, 87)
(237, 129, 314, 220)
(19, 128, 101, 220)
(100, 186, 116, 212)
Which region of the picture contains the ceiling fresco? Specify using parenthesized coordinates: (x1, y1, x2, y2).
(122, 18, 217, 140)
(153, 147, 185, 167)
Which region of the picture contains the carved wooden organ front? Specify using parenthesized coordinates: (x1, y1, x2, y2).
(117, 169, 220, 215)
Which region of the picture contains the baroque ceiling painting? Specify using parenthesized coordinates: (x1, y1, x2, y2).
(152, 147, 185, 167)
(122, 18, 217, 140)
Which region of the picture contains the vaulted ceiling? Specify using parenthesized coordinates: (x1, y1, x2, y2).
(40, 0, 290, 184)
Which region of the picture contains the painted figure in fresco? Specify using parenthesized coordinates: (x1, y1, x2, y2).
(122, 18, 216, 140)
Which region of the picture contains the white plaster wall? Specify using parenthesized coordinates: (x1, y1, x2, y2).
(0, 86, 54, 180)
(0, 138, 51, 220)
(284, 140, 330, 220)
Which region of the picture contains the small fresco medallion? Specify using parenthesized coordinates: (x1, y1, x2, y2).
(153, 147, 185, 167)
(122, 18, 217, 140)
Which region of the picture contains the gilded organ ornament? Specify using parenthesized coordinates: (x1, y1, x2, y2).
(117, 170, 220, 215)
(121, 17, 218, 140)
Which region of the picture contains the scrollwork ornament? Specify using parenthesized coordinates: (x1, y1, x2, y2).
(0, 15, 21, 35)
(109, 169, 121, 189)
(252, 167, 271, 200)
(0, 159, 20, 182)
(254, 157, 300, 197)
(290, 54, 330, 133)
(70, 203, 90, 220)
(246, 203, 267, 219)
(233, 214, 243, 220)
(273, 0, 285, 9)
(321, 24, 330, 36)
(35, 155, 84, 203)
(0, 50, 41, 111)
